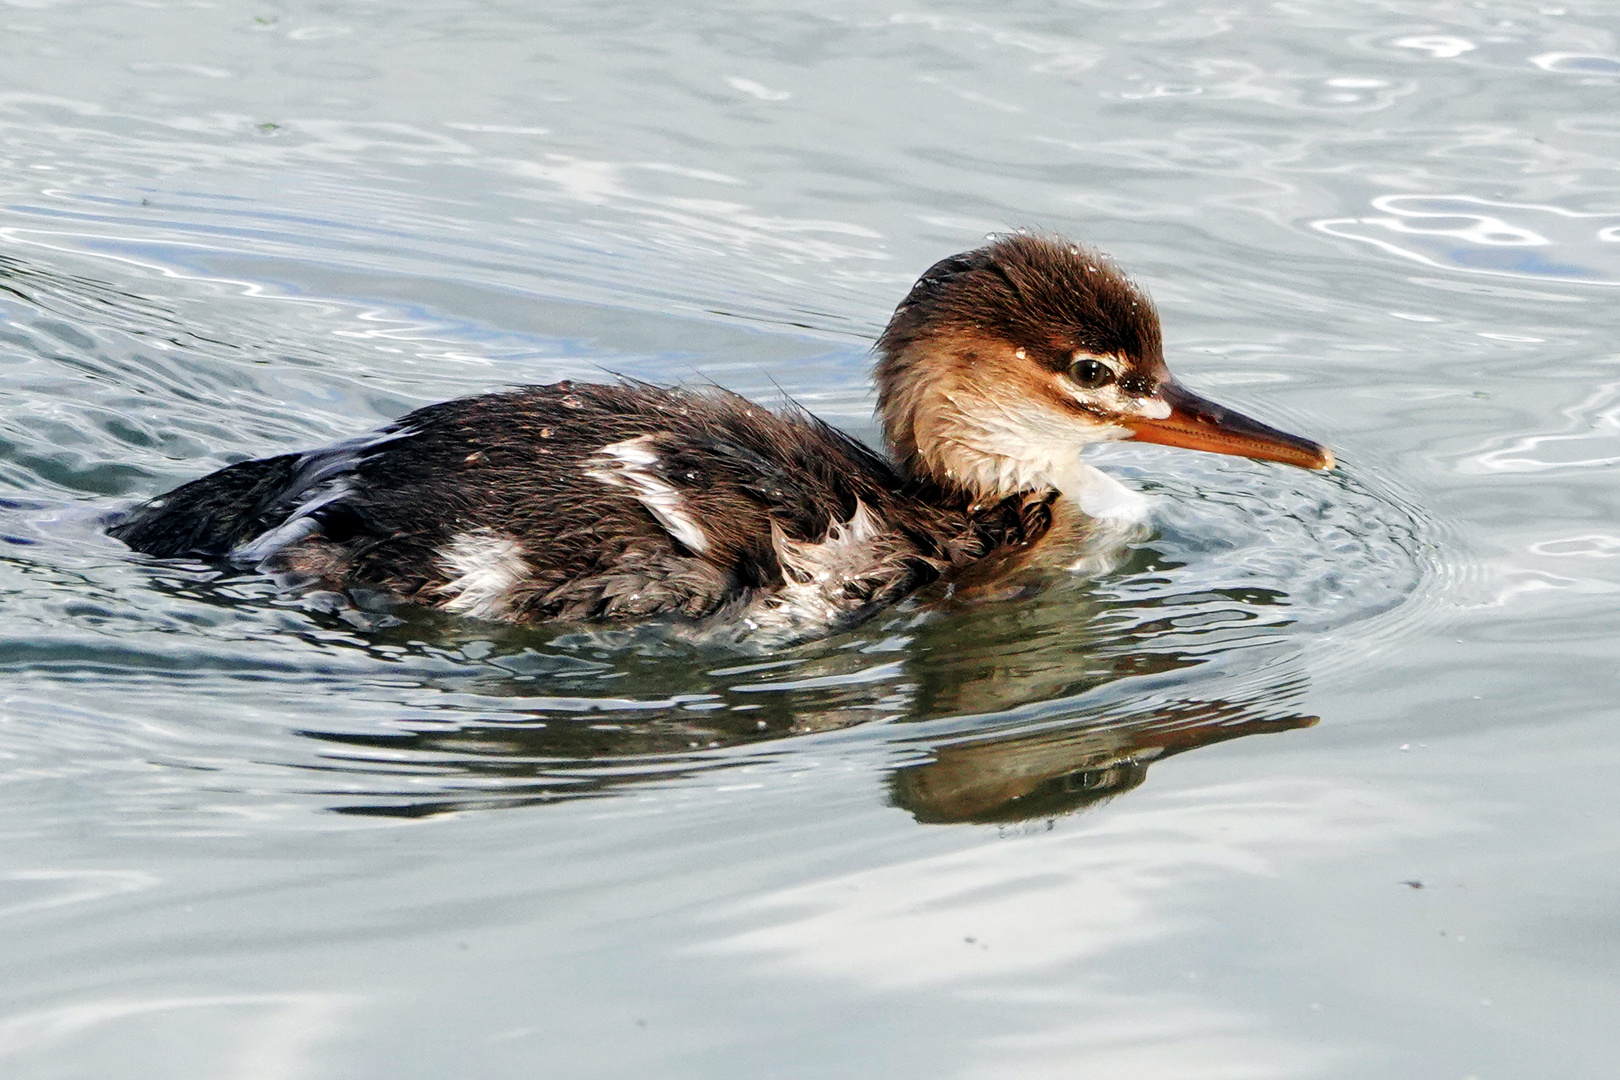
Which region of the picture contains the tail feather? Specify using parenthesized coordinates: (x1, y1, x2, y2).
(108, 454, 303, 558)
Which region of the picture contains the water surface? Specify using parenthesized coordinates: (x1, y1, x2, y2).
(3, 1, 1618, 1077)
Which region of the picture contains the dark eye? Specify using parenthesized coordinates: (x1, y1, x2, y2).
(1069, 358, 1115, 389)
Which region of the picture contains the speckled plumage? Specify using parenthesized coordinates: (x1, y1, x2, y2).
(110, 381, 1050, 638)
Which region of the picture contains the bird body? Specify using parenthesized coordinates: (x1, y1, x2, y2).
(112, 381, 1050, 640)
(110, 234, 1332, 643)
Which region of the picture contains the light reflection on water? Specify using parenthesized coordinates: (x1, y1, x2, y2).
(1316, 194, 1620, 285)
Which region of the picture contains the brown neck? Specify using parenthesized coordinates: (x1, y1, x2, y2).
(877, 338, 1093, 504)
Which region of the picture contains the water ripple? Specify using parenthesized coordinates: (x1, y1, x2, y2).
(1315, 195, 1620, 285)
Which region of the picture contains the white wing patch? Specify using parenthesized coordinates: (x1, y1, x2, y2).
(773, 500, 881, 587)
(436, 529, 530, 619)
(584, 436, 710, 555)
(736, 501, 892, 640)
(227, 427, 415, 568)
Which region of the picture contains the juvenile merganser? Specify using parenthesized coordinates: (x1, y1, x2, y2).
(110, 234, 1332, 642)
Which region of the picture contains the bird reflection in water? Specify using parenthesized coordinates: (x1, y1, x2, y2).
(889, 695, 1314, 826)
(291, 547, 1318, 824)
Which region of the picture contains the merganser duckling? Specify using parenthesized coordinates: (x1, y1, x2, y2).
(110, 233, 1332, 642)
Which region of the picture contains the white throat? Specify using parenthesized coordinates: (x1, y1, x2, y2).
(920, 393, 1152, 523)
(1049, 457, 1151, 523)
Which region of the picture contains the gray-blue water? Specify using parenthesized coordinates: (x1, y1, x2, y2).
(2, 2, 1617, 1076)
